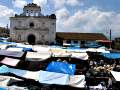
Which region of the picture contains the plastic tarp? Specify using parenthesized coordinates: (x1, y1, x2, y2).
(0, 65, 85, 87)
(69, 75, 86, 88)
(101, 53, 120, 59)
(0, 45, 8, 50)
(87, 48, 110, 53)
(7, 47, 23, 52)
(46, 61, 76, 75)
(39, 70, 69, 85)
(16, 43, 32, 52)
(96, 48, 110, 53)
(67, 48, 87, 53)
(111, 71, 120, 81)
(0, 75, 22, 88)
(0, 65, 40, 80)
(32, 45, 50, 52)
(0, 50, 25, 58)
(0, 57, 20, 66)
(52, 52, 71, 57)
(71, 53, 88, 60)
(26, 52, 51, 61)
(50, 47, 66, 53)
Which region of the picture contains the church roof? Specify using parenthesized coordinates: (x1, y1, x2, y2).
(56, 32, 108, 41)
(24, 3, 40, 8)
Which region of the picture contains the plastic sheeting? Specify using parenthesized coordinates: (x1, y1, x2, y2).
(32, 45, 50, 52)
(26, 52, 51, 61)
(0, 65, 9, 73)
(71, 53, 88, 60)
(7, 47, 23, 52)
(0, 65, 85, 87)
(46, 61, 76, 75)
(101, 53, 120, 59)
(52, 52, 71, 57)
(0, 75, 22, 88)
(0, 57, 20, 66)
(0, 50, 25, 58)
(16, 43, 33, 52)
(111, 71, 120, 81)
(39, 70, 69, 85)
(0, 65, 40, 80)
(67, 48, 87, 53)
(69, 75, 86, 88)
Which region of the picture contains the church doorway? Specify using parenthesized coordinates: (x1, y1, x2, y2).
(27, 34, 36, 45)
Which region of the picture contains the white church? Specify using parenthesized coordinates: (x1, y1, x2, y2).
(10, 3, 56, 44)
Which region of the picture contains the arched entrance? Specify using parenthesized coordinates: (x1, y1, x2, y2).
(27, 34, 36, 45)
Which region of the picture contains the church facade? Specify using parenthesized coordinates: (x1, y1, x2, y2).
(10, 3, 56, 44)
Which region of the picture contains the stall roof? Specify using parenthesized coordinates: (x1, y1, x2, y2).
(7, 47, 23, 52)
(26, 52, 51, 61)
(101, 52, 120, 59)
(0, 57, 20, 66)
(0, 50, 25, 58)
(111, 71, 120, 81)
(56, 32, 108, 41)
(71, 53, 88, 60)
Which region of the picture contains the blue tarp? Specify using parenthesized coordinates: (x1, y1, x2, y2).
(0, 42, 16, 45)
(15, 46, 32, 52)
(101, 53, 120, 59)
(46, 61, 76, 75)
(0, 87, 7, 90)
(0, 65, 9, 73)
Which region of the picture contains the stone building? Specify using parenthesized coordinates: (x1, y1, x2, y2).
(10, 3, 56, 44)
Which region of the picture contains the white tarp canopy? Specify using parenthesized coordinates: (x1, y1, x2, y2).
(0, 44, 9, 50)
(69, 75, 86, 88)
(26, 52, 51, 61)
(0, 57, 20, 66)
(39, 70, 69, 85)
(16, 43, 32, 48)
(87, 48, 110, 53)
(111, 71, 120, 81)
(7, 47, 23, 52)
(32, 45, 50, 52)
(0, 50, 25, 58)
(67, 48, 87, 53)
(39, 70, 86, 88)
(0, 75, 22, 88)
(71, 53, 88, 60)
(52, 52, 71, 57)
(96, 48, 110, 53)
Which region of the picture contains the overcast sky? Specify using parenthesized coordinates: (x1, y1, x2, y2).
(0, 0, 120, 39)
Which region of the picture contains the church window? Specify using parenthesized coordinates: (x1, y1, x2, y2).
(29, 22, 34, 28)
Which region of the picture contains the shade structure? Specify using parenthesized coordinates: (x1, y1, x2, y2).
(0, 50, 25, 58)
(7, 47, 23, 52)
(69, 75, 86, 88)
(71, 53, 88, 60)
(52, 52, 71, 57)
(26, 52, 51, 61)
(101, 52, 120, 59)
(39, 70, 69, 85)
(111, 71, 120, 81)
(32, 45, 50, 52)
(0, 57, 20, 66)
(46, 61, 76, 75)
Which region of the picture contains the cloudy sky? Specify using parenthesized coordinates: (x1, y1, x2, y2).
(0, 0, 120, 39)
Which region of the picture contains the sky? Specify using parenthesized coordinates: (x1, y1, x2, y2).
(0, 0, 120, 39)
